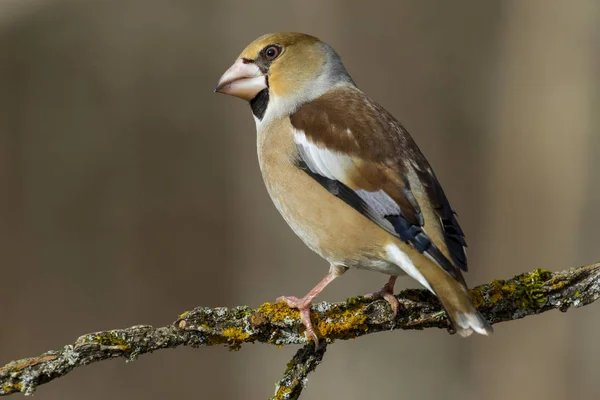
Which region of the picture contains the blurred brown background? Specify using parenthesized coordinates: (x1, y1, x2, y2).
(1, 0, 599, 399)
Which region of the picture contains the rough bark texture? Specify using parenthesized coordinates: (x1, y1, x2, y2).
(1, 263, 599, 398)
(269, 344, 328, 400)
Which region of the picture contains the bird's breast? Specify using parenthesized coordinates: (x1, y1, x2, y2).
(256, 118, 393, 269)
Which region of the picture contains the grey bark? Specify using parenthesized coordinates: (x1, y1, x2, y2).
(1, 264, 599, 398)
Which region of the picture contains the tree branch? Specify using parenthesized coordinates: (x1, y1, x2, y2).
(1, 263, 599, 397)
(269, 343, 328, 400)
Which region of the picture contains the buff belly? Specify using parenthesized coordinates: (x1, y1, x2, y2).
(257, 118, 407, 275)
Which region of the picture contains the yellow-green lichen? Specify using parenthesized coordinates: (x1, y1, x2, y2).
(551, 279, 567, 291)
(222, 327, 250, 342)
(220, 327, 250, 351)
(471, 269, 552, 311)
(273, 386, 293, 400)
(313, 302, 369, 340)
(2, 383, 22, 393)
(525, 268, 553, 283)
(470, 288, 485, 308)
(87, 333, 129, 350)
(257, 302, 300, 322)
(178, 311, 190, 318)
(257, 299, 369, 343)
(346, 296, 368, 306)
(200, 323, 212, 331)
(232, 308, 253, 319)
(513, 269, 552, 309)
(471, 279, 517, 308)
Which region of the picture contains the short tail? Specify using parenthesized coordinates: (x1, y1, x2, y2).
(447, 304, 493, 337)
(436, 279, 493, 337)
(385, 243, 493, 337)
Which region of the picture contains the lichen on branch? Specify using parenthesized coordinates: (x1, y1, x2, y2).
(270, 343, 328, 400)
(1, 263, 599, 398)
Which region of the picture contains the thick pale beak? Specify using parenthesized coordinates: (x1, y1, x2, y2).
(214, 59, 267, 101)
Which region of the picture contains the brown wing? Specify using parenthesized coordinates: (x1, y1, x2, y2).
(290, 86, 467, 277)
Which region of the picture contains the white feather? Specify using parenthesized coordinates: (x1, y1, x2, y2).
(385, 244, 433, 293)
(320, 147, 352, 181)
(294, 129, 350, 181)
(294, 129, 404, 226)
(455, 313, 491, 336)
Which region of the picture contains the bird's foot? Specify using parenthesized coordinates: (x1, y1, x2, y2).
(275, 265, 347, 348)
(276, 295, 319, 347)
(365, 276, 399, 318)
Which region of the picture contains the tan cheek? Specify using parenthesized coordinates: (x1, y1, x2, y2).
(269, 50, 323, 98)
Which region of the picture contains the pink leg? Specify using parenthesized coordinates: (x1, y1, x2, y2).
(277, 265, 347, 347)
(365, 276, 399, 317)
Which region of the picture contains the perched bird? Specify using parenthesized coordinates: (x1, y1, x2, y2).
(214, 32, 492, 343)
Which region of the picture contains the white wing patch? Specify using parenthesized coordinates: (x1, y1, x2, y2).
(294, 128, 402, 225)
(294, 129, 351, 182)
(294, 129, 461, 282)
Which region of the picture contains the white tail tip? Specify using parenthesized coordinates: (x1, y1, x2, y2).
(454, 312, 493, 337)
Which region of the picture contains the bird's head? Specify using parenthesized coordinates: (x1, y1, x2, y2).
(214, 32, 353, 120)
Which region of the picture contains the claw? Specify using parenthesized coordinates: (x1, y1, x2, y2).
(275, 265, 346, 348)
(277, 295, 319, 347)
(365, 276, 400, 318)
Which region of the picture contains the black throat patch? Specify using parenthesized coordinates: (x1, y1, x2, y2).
(250, 89, 269, 120)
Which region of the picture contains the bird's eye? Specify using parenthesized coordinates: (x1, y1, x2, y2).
(264, 45, 281, 60)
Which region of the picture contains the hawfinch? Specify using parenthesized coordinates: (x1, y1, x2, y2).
(215, 32, 492, 343)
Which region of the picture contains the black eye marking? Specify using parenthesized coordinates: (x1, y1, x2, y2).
(262, 45, 281, 61)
